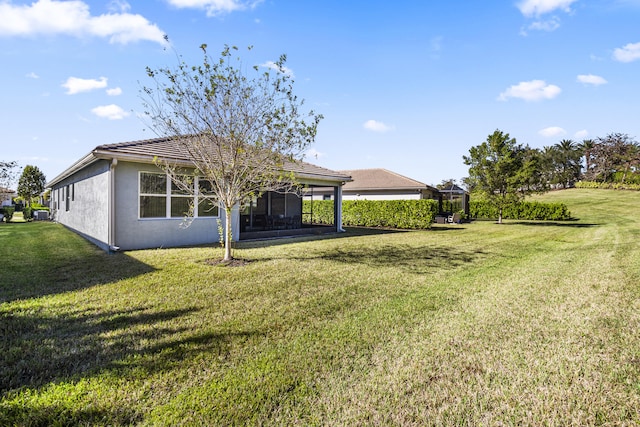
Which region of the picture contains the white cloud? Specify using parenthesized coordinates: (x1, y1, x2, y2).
(363, 120, 394, 132)
(574, 130, 589, 139)
(430, 36, 443, 52)
(498, 80, 561, 101)
(107, 0, 131, 13)
(0, 0, 166, 45)
(260, 61, 294, 77)
(613, 42, 640, 63)
(304, 148, 325, 160)
(106, 87, 123, 96)
(522, 17, 560, 33)
(62, 76, 108, 94)
(26, 72, 39, 79)
(428, 35, 444, 59)
(517, 0, 577, 17)
(91, 104, 130, 120)
(166, 0, 263, 17)
(577, 74, 607, 86)
(539, 126, 566, 137)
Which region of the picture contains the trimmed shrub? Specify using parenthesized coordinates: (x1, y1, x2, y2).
(23, 206, 32, 221)
(303, 199, 438, 229)
(302, 200, 335, 225)
(612, 172, 640, 185)
(1, 206, 15, 222)
(31, 203, 50, 211)
(469, 200, 571, 221)
(575, 181, 640, 191)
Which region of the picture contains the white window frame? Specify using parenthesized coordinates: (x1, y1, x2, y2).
(138, 171, 220, 219)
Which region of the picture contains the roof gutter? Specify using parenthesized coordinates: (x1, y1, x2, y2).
(46, 152, 98, 188)
(108, 158, 119, 252)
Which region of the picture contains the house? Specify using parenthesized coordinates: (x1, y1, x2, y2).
(307, 168, 439, 201)
(46, 137, 351, 251)
(0, 187, 15, 222)
(1, 187, 15, 207)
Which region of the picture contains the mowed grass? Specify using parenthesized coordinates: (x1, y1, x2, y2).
(1, 189, 639, 425)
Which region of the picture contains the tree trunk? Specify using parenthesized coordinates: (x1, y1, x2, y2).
(224, 207, 233, 261)
(498, 207, 503, 224)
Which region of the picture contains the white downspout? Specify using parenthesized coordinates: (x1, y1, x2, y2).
(109, 158, 119, 251)
(336, 185, 345, 232)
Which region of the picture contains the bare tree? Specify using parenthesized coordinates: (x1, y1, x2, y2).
(142, 42, 322, 261)
(1, 160, 18, 203)
(591, 133, 639, 183)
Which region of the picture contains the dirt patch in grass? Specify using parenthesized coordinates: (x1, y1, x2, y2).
(204, 258, 251, 267)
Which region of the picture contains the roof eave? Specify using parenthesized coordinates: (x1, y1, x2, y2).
(46, 152, 99, 188)
(344, 186, 436, 192)
(48, 148, 351, 188)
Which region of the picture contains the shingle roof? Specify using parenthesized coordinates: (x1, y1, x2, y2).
(0, 187, 15, 195)
(48, 136, 351, 187)
(338, 168, 437, 192)
(98, 137, 350, 181)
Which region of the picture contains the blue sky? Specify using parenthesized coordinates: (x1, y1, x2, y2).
(1, 0, 639, 188)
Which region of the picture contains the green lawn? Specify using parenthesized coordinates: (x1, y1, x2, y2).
(1, 189, 639, 425)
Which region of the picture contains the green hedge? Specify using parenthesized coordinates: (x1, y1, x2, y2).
(469, 200, 571, 221)
(23, 206, 32, 220)
(302, 200, 334, 225)
(1, 206, 15, 222)
(575, 181, 640, 191)
(303, 199, 438, 229)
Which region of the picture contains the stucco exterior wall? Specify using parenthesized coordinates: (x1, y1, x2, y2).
(342, 190, 423, 201)
(113, 162, 234, 251)
(314, 189, 439, 201)
(50, 160, 110, 250)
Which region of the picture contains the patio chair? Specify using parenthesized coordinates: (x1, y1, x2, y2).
(265, 215, 275, 230)
(448, 212, 461, 224)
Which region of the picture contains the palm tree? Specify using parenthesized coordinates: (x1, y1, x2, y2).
(554, 139, 581, 188)
(579, 139, 595, 180)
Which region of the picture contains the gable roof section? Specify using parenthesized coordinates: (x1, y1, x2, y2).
(48, 136, 351, 187)
(339, 168, 437, 192)
(439, 183, 467, 194)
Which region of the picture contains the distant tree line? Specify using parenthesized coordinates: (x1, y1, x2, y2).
(463, 130, 640, 223)
(541, 133, 640, 187)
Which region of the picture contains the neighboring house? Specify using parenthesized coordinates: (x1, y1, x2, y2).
(1, 187, 15, 207)
(46, 137, 351, 251)
(307, 168, 439, 201)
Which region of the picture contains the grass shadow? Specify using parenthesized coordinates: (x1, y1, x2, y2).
(0, 305, 199, 394)
(0, 222, 156, 303)
(308, 243, 486, 274)
(0, 304, 263, 424)
(0, 251, 155, 303)
(237, 226, 482, 274)
(0, 404, 143, 426)
(235, 226, 409, 250)
(504, 220, 600, 228)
